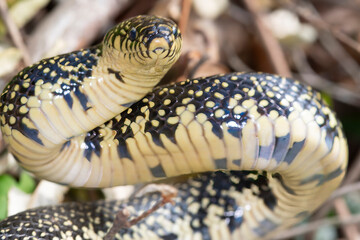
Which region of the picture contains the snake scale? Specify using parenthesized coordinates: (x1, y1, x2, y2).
(0, 15, 348, 239)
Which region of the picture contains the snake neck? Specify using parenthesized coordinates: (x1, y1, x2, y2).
(72, 43, 179, 135)
(91, 44, 173, 100)
(0, 41, 180, 163)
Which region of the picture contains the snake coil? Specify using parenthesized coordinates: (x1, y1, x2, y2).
(0, 16, 347, 239)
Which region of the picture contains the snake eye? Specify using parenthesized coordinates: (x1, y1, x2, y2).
(129, 28, 137, 41)
(172, 26, 178, 37)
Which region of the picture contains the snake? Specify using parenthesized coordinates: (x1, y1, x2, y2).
(0, 15, 348, 239)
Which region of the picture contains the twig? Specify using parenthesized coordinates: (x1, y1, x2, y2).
(313, 0, 360, 10)
(334, 198, 359, 240)
(243, 0, 292, 77)
(292, 3, 360, 55)
(291, 2, 360, 86)
(0, 0, 31, 65)
(224, 44, 253, 72)
(319, 32, 360, 87)
(271, 213, 360, 240)
(103, 209, 130, 240)
(129, 193, 175, 225)
(292, 48, 360, 107)
(179, 0, 192, 35)
(330, 181, 360, 201)
(226, 3, 252, 26)
(104, 192, 176, 239)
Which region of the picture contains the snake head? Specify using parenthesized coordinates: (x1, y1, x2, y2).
(102, 15, 182, 79)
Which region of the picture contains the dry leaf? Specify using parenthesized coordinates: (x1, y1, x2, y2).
(0, 46, 21, 77)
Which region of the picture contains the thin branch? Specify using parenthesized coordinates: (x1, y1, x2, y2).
(334, 198, 360, 240)
(271, 213, 360, 239)
(330, 181, 360, 201)
(292, 48, 360, 107)
(291, 2, 360, 86)
(0, 0, 31, 65)
(179, 0, 192, 35)
(243, 0, 291, 77)
(224, 44, 253, 72)
(104, 191, 176, 239)
(129, 193, 176, 226)
(319, 32, 360, 87)
(312, 0, 360, 10)
(226, 3, 252, 26)
(104, 209, 130, 240)
(292, 3, 360, 55)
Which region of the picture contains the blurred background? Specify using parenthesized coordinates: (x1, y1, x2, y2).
(0, 0, 359, 239)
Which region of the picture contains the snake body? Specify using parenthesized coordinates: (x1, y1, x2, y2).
(0, 16, 348, 239)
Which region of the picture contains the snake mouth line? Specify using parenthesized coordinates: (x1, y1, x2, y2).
(119, 48, 180, 63)
(119, 47, 177, 55)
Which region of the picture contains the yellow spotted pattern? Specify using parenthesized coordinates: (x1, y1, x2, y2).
(0, 16, 347, 240)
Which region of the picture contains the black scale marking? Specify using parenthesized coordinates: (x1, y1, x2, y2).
(0, 46, 101, 145)
(81, 73, 342, 170)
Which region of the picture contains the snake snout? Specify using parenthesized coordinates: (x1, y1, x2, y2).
(137, 17, 181, 58)
(144, 23, 181, 61)
(149, 38, 170, 54)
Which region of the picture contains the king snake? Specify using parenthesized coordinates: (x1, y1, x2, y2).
(0, 15, 348, 239)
